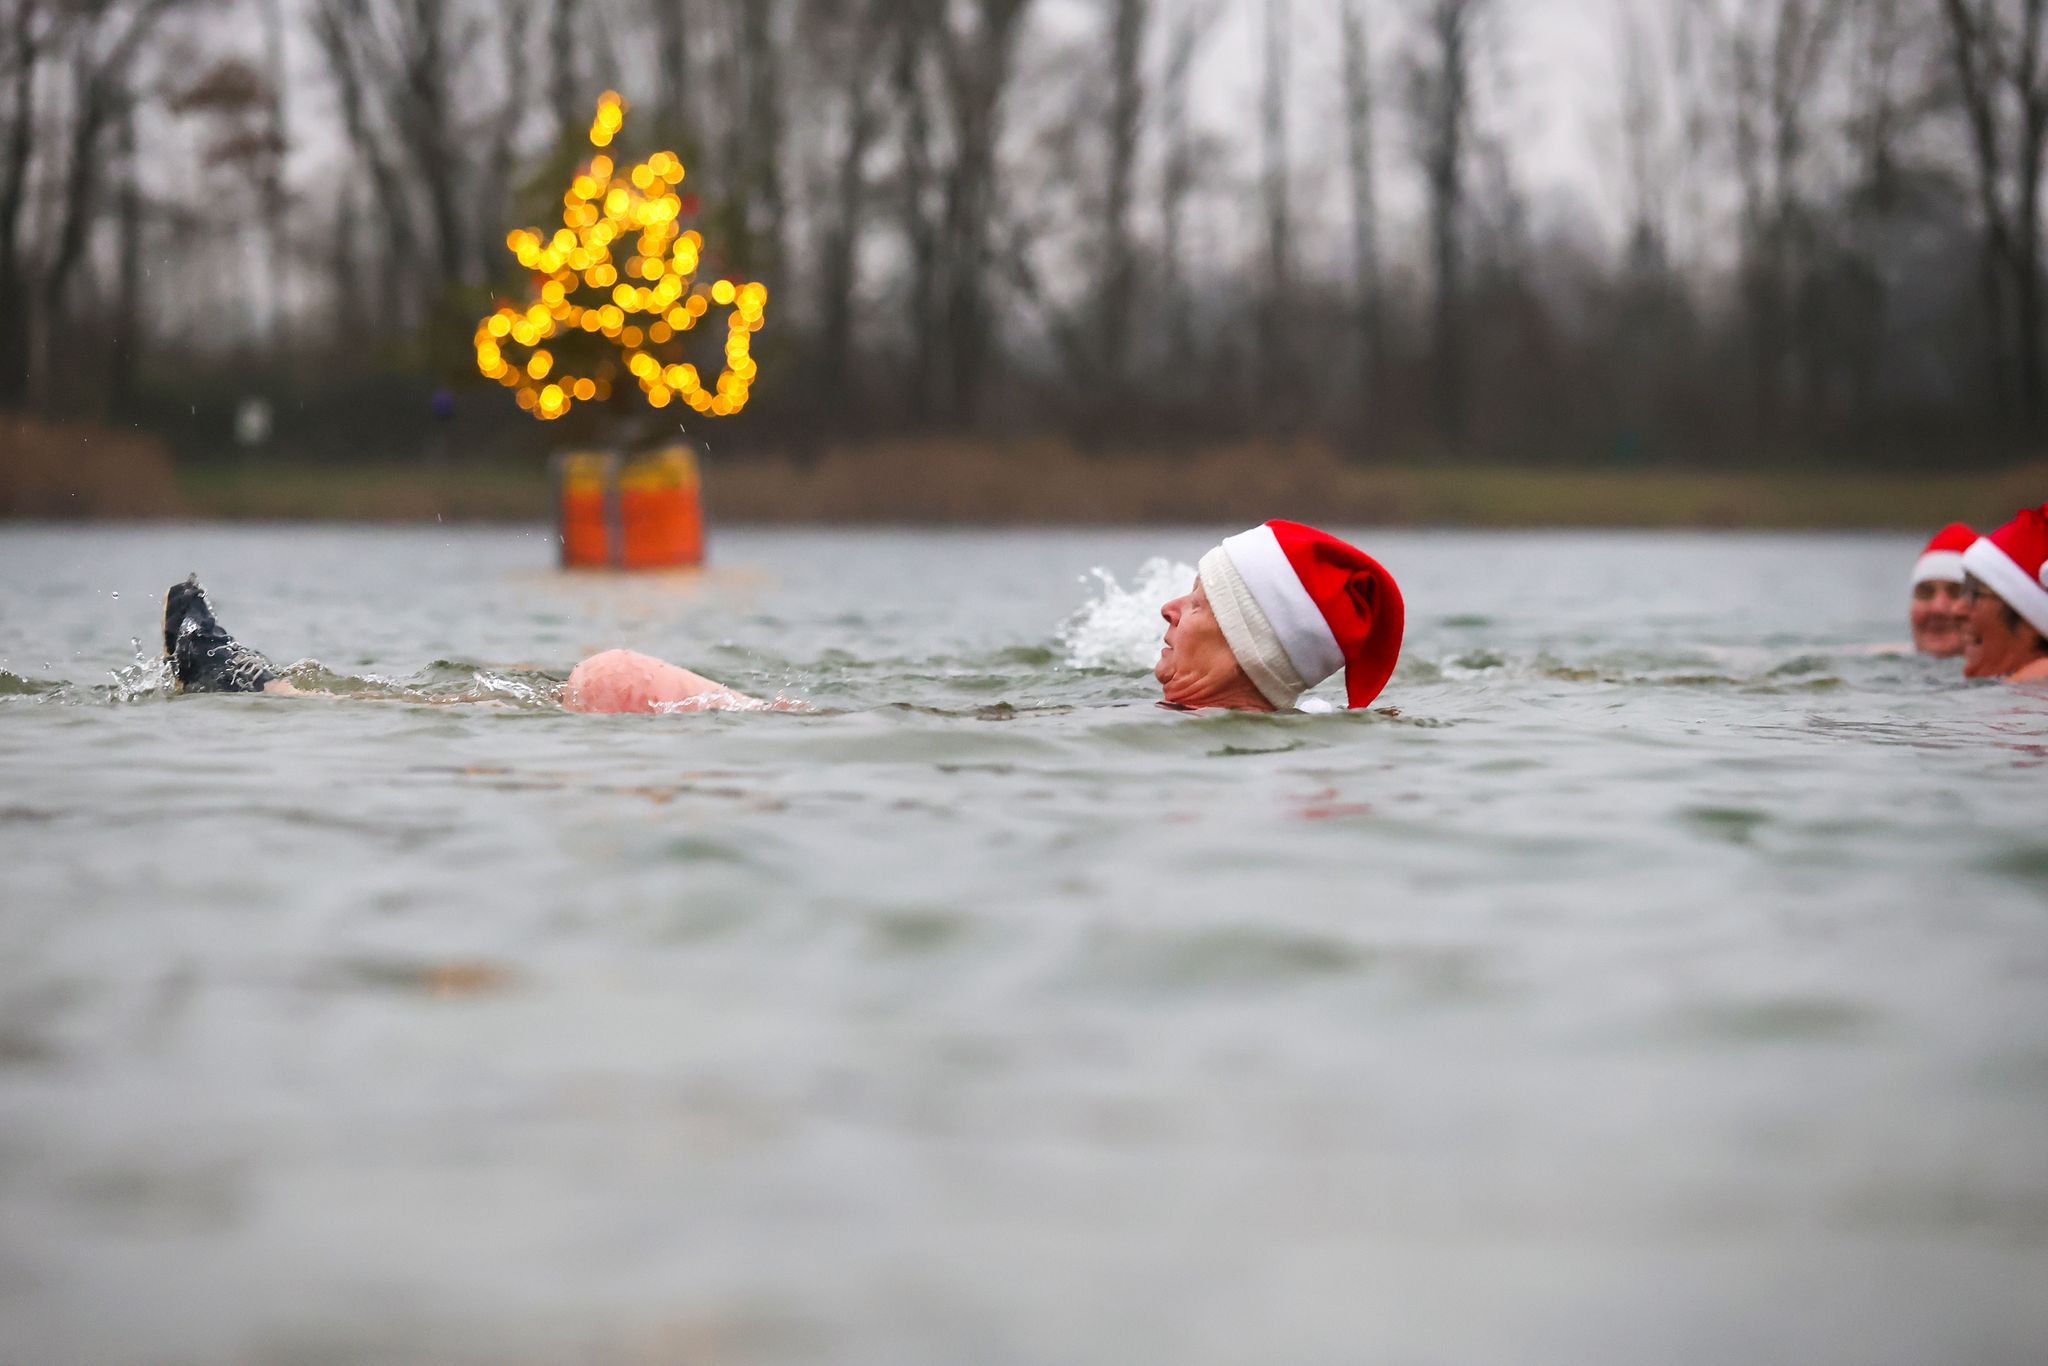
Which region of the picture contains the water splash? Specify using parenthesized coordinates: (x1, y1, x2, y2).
(107, 639, 175, 703)
(281, 660, 565, 709)
(1058, 557, 1195, 672)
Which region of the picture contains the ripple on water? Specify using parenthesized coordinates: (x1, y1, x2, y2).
(1078, 924, 1366, 992)
(319, 956, 519, 998)
(0, 1022, 60, 1069)
(1680, 805, 1774, 845)
(1079, 706, 1430, 759)
(284, 659, 565, 708)
(1988, 842, 2048, 881)
(0, 669, 62, 697)
(1067, 924, 1506, 1003)
(1672, 994, 1877, 1044)
(866, 907, 974, 955)
(1767, 653, 1838, 677)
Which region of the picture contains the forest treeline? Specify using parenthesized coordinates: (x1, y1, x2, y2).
(3, 0, 2047, 471)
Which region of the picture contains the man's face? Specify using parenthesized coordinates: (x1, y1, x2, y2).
(1961, 575, 2043, 678)
(1156, 577, 1252, 707)
(1910, 579, 1969, 657)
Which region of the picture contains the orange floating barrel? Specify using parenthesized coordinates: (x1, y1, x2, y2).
(618, 445, 704, 569)
(554, 451, 617, 568)
(551, 445, 705, 570)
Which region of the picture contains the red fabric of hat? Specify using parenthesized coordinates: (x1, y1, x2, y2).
(1912, 522, 1977, 587)
(1924, 523, 1978, 555)
(1204, 520, 1405, 709)
(1962, 503, 2048, 637)
(1267, 521, 1407, 709)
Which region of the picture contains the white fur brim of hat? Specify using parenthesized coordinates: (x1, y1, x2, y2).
(1198, 526, 1345, 709)
(1911, 550, 1966, 586)
(1963, 538, 2048, 637)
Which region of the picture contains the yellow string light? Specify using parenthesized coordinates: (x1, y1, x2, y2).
(476, 92, 770, 423)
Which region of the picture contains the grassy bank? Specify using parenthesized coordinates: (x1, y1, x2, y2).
(7, 421, 2041, 527)
(176, 463, 552, 522)
(170, 442, 2044, 530)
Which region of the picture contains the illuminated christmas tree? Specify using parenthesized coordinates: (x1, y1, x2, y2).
(475, 92, 767, 424)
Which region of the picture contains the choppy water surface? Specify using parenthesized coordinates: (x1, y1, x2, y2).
(2, 523, 2044, 1366)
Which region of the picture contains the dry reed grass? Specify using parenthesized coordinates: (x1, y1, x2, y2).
(707, 439, 2043, 531)
(5, 426, 2034, 529)
(0, 416, 184, 518)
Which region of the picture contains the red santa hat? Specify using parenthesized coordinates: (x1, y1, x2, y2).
(1197, 520, 1405, 709)
(1911, 522, 1977, 587)
(1962, 503, 2048, 637)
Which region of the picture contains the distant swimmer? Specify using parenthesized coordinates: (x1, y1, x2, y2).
(1959, 503, 2048, 683)
(1908, 522, 1977, 658)
(161, 520, 1406, 715)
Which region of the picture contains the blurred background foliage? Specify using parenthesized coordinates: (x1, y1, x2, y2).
(2, 0, 2046, 518)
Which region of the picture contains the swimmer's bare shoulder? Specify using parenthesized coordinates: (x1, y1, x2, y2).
(563, 648, 809, 714)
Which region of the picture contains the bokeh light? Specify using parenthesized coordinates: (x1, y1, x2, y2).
(475, 92, 769, 423)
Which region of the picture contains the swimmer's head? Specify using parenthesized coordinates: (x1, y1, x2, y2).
(1960, 505, 2048, 679)
(1160, 522, 1404, 711)
(1157, 575, 1271, 711)
(1910, 522, 1974, 658)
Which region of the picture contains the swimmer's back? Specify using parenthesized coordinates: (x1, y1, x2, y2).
(564, 649, 733, 714)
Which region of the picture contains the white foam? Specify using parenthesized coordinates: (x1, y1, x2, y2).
(106, 639, 175, 704)
(1058, 558, 1197, 672)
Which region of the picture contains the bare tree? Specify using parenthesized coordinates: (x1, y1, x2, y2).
(108, 86, 142, 402)
(1836, 0, 1939, 429)
(1614, 2, 1673, 270)
(932, 0, 1036, 425)
(735, 0, 787, 275)
(1258, 0, 1292, 412)
(1943, 0, 2048, 429)
(0, 0, 2026, 468)
(1341, 0, 1384, 430)
(481, 3, 537, 287)
(311, 0, 416, 333)
(651, 0, 693, 147)
(13, 0, 184, 402)
(0, 0, 52, 404)
(1686, 0, 1851, 434)
(811, 0, 890, 414)
(1096, 0, 1145, 403)
(308, 0, 480, 322)
(551, 0, 583, 144)
(257, 0, 287, 344)
(1849, 0, 1917, 211)
(1406, 0, 1484, 447)
(1157, 0, 1220, 387)
(891, 1, 941, 422)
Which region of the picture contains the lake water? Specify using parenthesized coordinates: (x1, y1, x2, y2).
(1, 523, 2045, 1366)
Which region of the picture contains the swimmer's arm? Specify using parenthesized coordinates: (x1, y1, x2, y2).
(564, 651, 815, 714)
(659, 676, 813, 713)
(635, 661, 814, 713)
(648, 664, 760, 711)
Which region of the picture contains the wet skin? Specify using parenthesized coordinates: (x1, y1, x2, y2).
(1910, 580, 1969, 658)
(1156, 577, 1272, 712)
(1961, 576, 2048, 681)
